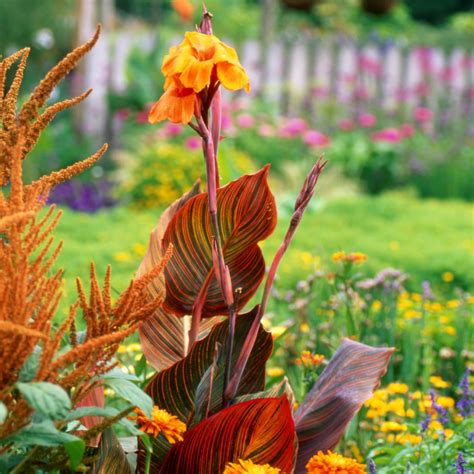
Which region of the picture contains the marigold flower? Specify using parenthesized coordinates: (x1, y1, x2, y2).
(149, 32, 250, 125)
(223, 459, 281, 473)
(430, 375, 450, 389)
(380, 421, 407, 432)
(296, 351, 325, 368)
(129, 406, 186, 443)
(306, 450, 366, 474)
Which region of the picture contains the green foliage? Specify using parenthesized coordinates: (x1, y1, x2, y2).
(16, 382, 71, 420)
(119, 140, 256, 209)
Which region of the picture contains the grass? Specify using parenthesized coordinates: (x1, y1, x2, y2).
(53, 191, 473, 316)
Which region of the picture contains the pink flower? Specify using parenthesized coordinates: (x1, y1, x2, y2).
(414, 47, 434, 74)
(358, 113, 376, 128)
(413, 107, 433, 123)
(236, 113, 255, 128)
(372, 128, 402, 143)
(163, 122, 183, 136)
(399, 123, 415, 138)
(258, 123, 275, 137)
(279, 118, 307, 138)
(136, 111, 149, 124)
(221, 113, 233, 131)
(185, 136, 201, 150)
(115, 108, 130, 121)
(338, 118, 355, 132)
(358, 55, 382, 76)
(413, 82, 431, 97)
(303, 129, 331, 148)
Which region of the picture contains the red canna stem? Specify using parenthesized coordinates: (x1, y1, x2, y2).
(225, 158, 327, 402)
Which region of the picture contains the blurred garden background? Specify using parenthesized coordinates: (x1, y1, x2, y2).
(2, 0, 473, 470)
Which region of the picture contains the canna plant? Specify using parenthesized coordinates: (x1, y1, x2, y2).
(106, 8, 394, 474)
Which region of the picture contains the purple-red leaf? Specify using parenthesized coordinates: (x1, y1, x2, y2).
(137, 181, 221, 371)
(136, 309, 273, 471)
(161, 396, 295, 473)
(76, 384, 104, 448)
(294, 338, 394, 473)
(162, 166, 277, 317)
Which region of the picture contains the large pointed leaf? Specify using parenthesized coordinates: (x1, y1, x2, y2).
(161, 396, 295, 474)
(137, 181, 221, 371)
(91, 428, 132, 474)
(294, 338, 394, 473)
(137, 308, 273, 470)
(162, 166, 277, 317)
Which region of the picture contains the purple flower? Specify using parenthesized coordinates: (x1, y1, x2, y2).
(368, 459, 377, 474)
(420, 411, 431, 435)
(48, 179, 116, 213)
(430, 390, 448, 426)
(456, 369, 473, 418)
(455, 453, 466, 474)
(357, 268, 407, 294)
(422, 281, 434, 300)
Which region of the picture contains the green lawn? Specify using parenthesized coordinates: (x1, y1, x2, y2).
(53, 192, 473, 316)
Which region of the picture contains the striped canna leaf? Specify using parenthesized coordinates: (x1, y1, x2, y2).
(294, 338, 394, 473)
(162, 166, 277, 318)
(160, 396, 296, 473)
(137, 308, 273, 471)
(137, 181, 222, 371)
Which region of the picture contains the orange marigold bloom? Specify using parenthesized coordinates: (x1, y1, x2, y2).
(306, 450, 367, 474)
(296, 351, 325, 368)
(223, 459, 281, 474)
(149, 32, 250, 124)
(129, 406, 186, 444)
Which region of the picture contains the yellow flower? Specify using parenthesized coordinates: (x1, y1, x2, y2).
(447, 299, 460, 309)
(430, 376, 450, 389)
(266, 367, 285, 378)
(406, 409, 415, 418)
(300, 323, 310, 333)
(443, 326, 456, 336)
(442, 271, 454, 282)
(332, 251, 346, 262)
(270, 326, 287, 339)
(133, 243, 146, 257)
(444, 429, 454, 439)
(306, 450, 366, 474)
(436, 396, 455, 409)
(387, 433, 422, 445)
(113, 251, 132, 262)
(380, 421, 407, 432)
(404, 309, 422, 320)
(129, 406, 186, 443)
(389, 241, 400, 251)
(223, 459, 280, 474)
(149, 32, 250, 124)
(387, 383, 409, 394)
(372, 300, 382, 311)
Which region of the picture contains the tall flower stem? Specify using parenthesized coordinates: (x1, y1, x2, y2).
(225, 159, 326, 402)
(189, 115, 236, 401)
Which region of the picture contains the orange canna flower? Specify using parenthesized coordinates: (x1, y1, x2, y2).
(172, 0, 194, 23)
(129, 406, 186, 444)
(149, 32, 250, 125)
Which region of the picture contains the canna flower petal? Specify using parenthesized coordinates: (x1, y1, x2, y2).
(183, 32, 218, 59)
(162, 44, 194, 77)
(148, 84, 196, 124)
(216, 62, 250, 92)
(180, 57, 214, 92)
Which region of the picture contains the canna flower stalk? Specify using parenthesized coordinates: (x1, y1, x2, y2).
(147, 8, 250, 398)
(225, 159, 326, 402)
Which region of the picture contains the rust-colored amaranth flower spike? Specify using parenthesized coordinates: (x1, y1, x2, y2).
(0, 27, 169, 445)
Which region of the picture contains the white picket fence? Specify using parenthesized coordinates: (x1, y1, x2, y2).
(78, 28, 474, 141)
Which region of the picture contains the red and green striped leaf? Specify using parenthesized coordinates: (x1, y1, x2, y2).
(294, 338, 394, 473)
(91, 428, 132, 474)
(162, 166, 277, 317)
(161, 396, 295, 474)
(137, 181, 221, 371)
(137, 308, 273, 470)
(75, 384, 104, 448)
